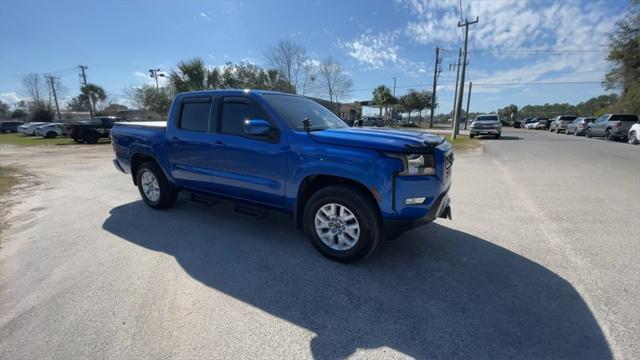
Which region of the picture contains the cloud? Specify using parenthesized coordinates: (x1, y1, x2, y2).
(0, 92, 26, 106)
(199, 12, 211, 21)
(339, 31, 401, 69)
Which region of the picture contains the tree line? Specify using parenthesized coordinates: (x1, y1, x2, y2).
(126, 40, 353, 117)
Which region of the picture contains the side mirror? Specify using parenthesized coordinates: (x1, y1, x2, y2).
(243, 119, 271, 137)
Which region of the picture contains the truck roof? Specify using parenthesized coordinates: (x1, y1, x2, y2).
(175, 89, 298, 97)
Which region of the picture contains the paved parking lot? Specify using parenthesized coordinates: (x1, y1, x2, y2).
(1, 129, 639, 359)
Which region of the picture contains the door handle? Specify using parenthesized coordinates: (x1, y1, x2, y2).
(213, 141, 226, 148)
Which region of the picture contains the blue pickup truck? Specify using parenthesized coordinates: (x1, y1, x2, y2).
(111, 90, 453, 262)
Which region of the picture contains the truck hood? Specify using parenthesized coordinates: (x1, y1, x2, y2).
(309, 127, 445, 153)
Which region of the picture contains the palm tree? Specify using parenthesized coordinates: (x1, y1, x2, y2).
(169, 58, 221, 92)
(372, 85, 393, 116)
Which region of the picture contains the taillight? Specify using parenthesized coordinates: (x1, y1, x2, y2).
(616, 122, 621, 129)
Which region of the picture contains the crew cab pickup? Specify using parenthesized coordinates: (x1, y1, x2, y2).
(111, 90, 453, 262)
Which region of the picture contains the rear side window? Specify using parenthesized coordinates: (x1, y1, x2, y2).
(220, 98, 268, 136)
(610, 115, 638, 122)
(180, 99, 212, 132)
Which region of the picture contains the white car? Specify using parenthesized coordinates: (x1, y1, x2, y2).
(17, 122, 48, 135)
(629, 122, 640, 145)
(35, 123, 66, 138)
(469, 114, 502, 139)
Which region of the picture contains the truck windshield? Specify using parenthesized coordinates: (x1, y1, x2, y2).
(475, 115, 498, 121)
(262, 94, 348, 131)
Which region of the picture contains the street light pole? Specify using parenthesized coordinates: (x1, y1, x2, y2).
(149, 68, 164, 88)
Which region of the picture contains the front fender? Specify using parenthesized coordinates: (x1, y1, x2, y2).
(286, 145, 401, 217)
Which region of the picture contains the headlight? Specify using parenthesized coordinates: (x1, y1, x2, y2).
(387, 153, 436, 176)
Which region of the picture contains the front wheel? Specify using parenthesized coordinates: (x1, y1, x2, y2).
(495, 132, 501, 139)
(46, 131, 57, 138)
(586, 128, 592, 138)
(84, 132, 99, 144)
(469, 134, 475, 139)
(629, 131, 639, 145)
(605, 129, 613, 141)
(136, 161, 178, 209)
(304, 185, 381, 263)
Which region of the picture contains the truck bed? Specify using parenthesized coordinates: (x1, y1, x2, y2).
(115, 121, 167, 129)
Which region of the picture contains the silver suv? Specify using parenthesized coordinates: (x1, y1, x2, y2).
(549, 115, 578, 133)
(470, 115, 502, 139)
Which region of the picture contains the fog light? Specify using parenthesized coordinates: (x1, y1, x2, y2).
(405, 197, 426, 205)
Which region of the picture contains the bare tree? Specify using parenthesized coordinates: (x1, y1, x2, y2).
(300, 59, 320, 96)
(22, 73, 47, 102)
(263, 39, 307, 93)
(317, 57, 353, 103)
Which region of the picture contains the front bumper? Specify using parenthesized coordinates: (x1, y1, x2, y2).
(384, 187, 451, 236)
(470, 128, 500, 135)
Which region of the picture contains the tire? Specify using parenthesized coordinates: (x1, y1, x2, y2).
(605, 129, 613, 141)
(469, 134, 475, 139)
(629, 131, 638, 145)
(84, 131, 99, 144)
(574, 129, 580, 136)
(46, 131, 57, 139)
(555, 128, 560, 133)
(303, 184, 381, 263)
(136, 161, 178, 209)
(72, 137, 85, 143)
(586, 128, 592, 138)
(494, 132, 501, 139)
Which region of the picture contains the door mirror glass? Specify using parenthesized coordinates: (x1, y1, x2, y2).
(243, 119, 271, 136)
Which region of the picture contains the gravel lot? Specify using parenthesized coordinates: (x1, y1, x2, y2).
(1, 129, 638, 359)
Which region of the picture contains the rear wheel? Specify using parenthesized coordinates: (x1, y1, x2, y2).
(629, 131, 638, 145)
(136, 161, 178, 209)
(84, 131, 99, 144)
(45, 131, 57, 138)
(304, 185, 381, 263)
(586, 128, 592, 138)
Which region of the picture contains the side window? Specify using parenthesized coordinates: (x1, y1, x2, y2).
(220, 98, 268, 136)
(180, 99, 211, 132)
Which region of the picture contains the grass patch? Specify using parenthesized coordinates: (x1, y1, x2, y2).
(447, 134, 482, 152)
(0, 133, 109, 146)
(0, 166, 19, 198)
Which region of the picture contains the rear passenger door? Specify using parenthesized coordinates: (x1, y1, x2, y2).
(591, 116, 607, 136)
(166, 96, 216, 190)
(209, 96, 287, 208)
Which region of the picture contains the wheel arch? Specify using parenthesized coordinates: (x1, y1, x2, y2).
(294, 174, 381, 229)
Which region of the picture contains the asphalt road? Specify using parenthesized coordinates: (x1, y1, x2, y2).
(1, 129, 638, 359)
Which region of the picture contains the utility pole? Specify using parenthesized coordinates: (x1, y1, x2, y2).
(452, 16, 478, 140)
(78, 65, 94, 118)
(149, 68, 164, 89)
(429, 46, 442, 128)
(392, 77, 396, 97)
(464, 81, 472, 130)
(451, 48, 462, 133)
(44, 75, 62, 120)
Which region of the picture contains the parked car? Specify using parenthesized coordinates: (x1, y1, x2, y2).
(628, 121, 640, 145)
(586, 114, 639, 141)
(111, 90, 454, 262)
(69, 116, 123, 144)
(17, 122, 48, 135)
(549, 115, 578, 133)
(0, 121, 24, 133)
(362, 116, 384, 127)
(533, 117, 551, 130)
(469, 114, 501, 139)
(523, 119, 539, 129)
(514, 118, 529, 128)
(35, 123, 67, 138)
(565, 117, 596, 136)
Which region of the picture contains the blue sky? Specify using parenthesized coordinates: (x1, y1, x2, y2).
(0, 0, 629, 114)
